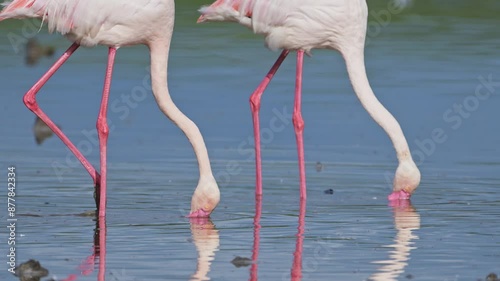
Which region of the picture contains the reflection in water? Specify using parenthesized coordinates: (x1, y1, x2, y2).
(250, 195, 262, 281)
(61, 217, 107, 281)
(33, 116, 56, 145)
(189, 218, 220, 281)
(25, 38, 56, 66)
(369, 201, 420, 281)
(250, 197, 307, 281)
(291, 198, 306, 281)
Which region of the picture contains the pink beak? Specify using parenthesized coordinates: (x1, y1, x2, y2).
(196, 15, 206, 23)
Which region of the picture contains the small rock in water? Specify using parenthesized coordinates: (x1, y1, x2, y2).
(315, 161, 324, 172)
(231, 256, 252, 268)
(324, 189, 334, 195)
(14, 259, 49, 281)
(486, 273, 499, 281)
(406, 274, 414, 279)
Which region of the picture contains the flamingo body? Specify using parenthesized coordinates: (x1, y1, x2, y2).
(200, 0, 365, 53)
(1, 0, 220, 217)
(1, 0, 172, 47)
(199, 0, 421, 200)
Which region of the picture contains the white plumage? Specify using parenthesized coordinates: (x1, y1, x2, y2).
(0, 0, 221, 217)
(198, 0, 421, 200)
(1, 0, 173, 47)
(200, 0, 367, 52)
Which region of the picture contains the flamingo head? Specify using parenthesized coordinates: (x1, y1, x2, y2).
(197, 0, 249, 23)
(188, 176, 220, 218)
(388, 159, 421, 200)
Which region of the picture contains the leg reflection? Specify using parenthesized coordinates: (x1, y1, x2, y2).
(61, 217, 107, 281)
(250, 195, 263, 281)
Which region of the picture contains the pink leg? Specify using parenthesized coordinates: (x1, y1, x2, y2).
(95, 48, 117, 217)
(22, 43, 101, 194)
(249, 50, 290, 196)
(293, 51, 306, 199)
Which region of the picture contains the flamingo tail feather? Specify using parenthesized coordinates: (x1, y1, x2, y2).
(0, 0, 37, 21)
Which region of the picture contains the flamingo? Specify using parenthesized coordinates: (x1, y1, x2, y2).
(0, 0, 220, 218)
(198, 0, 421, 200)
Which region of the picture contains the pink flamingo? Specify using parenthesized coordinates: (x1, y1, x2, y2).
(0, 0, 220, 217)
(198, 0, 421, 201)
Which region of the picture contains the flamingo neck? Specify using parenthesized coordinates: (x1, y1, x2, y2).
(343, 48, 412, 162)
(148, 40, 214, 177)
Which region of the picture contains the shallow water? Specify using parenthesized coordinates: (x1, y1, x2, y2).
(0, 1, 499, 281)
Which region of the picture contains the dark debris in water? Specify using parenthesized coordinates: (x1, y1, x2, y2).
(13, 259, 49, 281)
(231, 256, 253, 268)
(19, 210, 96, 218)
(33, 116, 59, 145)
(19, 213, 43, 217)
(315, 161, 324, 172)
(477, 273, 499, 281)
(25, 38, 56, 66)
(486, 273, 499, 281)
(324, 189, 334, 195)
(75, 210, 97, 217)
(406, 274, 414, 279)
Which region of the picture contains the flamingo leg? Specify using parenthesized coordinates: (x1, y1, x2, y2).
(22, 43, 102, 202)
(293, 51, 306, 199)
(249, 50, 289, 196)
(95, 48, 117, 217)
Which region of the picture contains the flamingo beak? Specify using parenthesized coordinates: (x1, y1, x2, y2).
(196, 15, 206, 23)
(188, 209, 211, 218)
